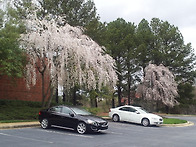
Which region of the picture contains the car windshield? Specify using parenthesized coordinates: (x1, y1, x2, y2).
(71, 107, 91, 115)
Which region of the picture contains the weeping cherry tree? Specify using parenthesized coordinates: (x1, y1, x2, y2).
(21, 14, 117, 107)
(138, 64, 179, 107)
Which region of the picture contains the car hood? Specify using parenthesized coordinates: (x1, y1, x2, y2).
(144, 113, 162, 119)
(78, 115, 106, 123)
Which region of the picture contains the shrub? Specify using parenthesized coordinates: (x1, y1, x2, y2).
(83, 107, 101, 115)
(0, 99, 41, 120)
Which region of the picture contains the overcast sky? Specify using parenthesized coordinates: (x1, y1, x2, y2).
(93, 0, 196, 55)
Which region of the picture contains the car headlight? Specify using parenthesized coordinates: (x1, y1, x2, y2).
(87, 119, 94, 124)
(87, 119, 98, 126)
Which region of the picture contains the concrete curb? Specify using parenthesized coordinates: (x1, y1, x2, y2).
(0, 122, 40, 129)
(103, 117, 195, 127)
(161, 121, 194, 127)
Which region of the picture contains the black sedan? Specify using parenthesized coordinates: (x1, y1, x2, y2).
(38, 105, 108, 134)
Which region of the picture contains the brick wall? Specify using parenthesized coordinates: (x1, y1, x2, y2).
(0, 72, 50, 102)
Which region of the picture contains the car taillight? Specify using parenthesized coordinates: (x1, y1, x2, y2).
(39, 112, 41, 115)
(109, 109, 111, 112)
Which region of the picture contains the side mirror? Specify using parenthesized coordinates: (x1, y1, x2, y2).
(136, 111, 140, 114)
(69, 113, 75, 117)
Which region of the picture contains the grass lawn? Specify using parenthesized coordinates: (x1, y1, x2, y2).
(0, 120, 38, 123)
(163, 118, 187, 124)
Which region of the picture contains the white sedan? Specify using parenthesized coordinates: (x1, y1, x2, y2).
(109, 105, 163, 126)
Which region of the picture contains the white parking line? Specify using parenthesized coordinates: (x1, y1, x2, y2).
(0, 133, 53, 144)
(39, 129, 94, 139)
(108, 131, 123, 135)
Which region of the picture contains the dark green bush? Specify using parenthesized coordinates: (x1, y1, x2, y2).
(0, 99, 41, 121)
(83, 107, 101, 115)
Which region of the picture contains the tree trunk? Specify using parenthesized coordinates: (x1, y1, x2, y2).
(127, 74, 131, 105)
(41, 72, 45, 108)
(63, 91, 66, 102)
(117, 85, 122, 106)
(55, 88, 58, 103)
(165, 105, 169, 114)
(55, 75, 58, 103)
(95, 97, 97, 108)
(46, 87, 54, 108)
(90, 98, 93, 107)
(112, 92, 115, 108)
(73, 86, 77, 106)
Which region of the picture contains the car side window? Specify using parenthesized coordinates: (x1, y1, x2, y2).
(119, 107, 137, 112)
(49, 106, 62, 113)
(128, 107, 137, 112)
(62, 107, 73, 115)
(119, 107, 129, 112)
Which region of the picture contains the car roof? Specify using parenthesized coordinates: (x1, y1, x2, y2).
(50, 105, 82, 109)
(119, 105, 141, 109)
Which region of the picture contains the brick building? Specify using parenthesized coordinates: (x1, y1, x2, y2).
(0, 72, 50, 102)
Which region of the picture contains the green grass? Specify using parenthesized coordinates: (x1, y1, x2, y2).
(0, 120, 38, 123)
(163, 118, 187, 124)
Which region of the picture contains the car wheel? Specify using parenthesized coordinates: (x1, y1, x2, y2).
(41, 118, 50, 129)
(142, 118, 150, 127)
(76, 122, 87, 134)
(112, 114, 120, 122)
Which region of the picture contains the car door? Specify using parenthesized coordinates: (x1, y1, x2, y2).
(127, 107, 141, 123)
(118, 107, 133, 121)
(48, 106, 63, 126)
(59, 106, 78, 129)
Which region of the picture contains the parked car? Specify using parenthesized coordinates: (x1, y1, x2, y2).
(38, 105, 108, 134)
(109, 105, 163, 126)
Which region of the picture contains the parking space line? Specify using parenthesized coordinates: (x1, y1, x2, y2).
(108, 131, 123, 135)
(0, 132, 53, 144)
(38, 129, 94, 138)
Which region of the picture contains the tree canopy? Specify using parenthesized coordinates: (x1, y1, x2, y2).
(103, 18, 140, 105)
(98, 18, 196, 106)
(137, 64, 179, 107)
(13, 0, 99, 27)
(0, 7, 26, 78)
(149, 18, 196, 83)
(21, 14, 117, 106)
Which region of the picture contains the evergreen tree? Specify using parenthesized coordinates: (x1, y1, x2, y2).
(103, 18, 127, 106)
(27, 0, 99, 27)
(103, 18, 140, 105)
(150, 18, 196, 83)
(136, 19, 154, 70)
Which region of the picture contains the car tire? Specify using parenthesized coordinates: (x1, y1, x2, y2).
(141, 118, 150, 127)
(76, 122, 87, 134)
(112, 114, 120, 122)
(41, 118, 51, 129)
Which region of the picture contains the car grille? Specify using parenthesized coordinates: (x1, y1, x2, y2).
(99, 122, 108, 127)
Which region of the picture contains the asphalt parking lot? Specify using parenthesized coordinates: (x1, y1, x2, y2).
(0, 116, 196, 147)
